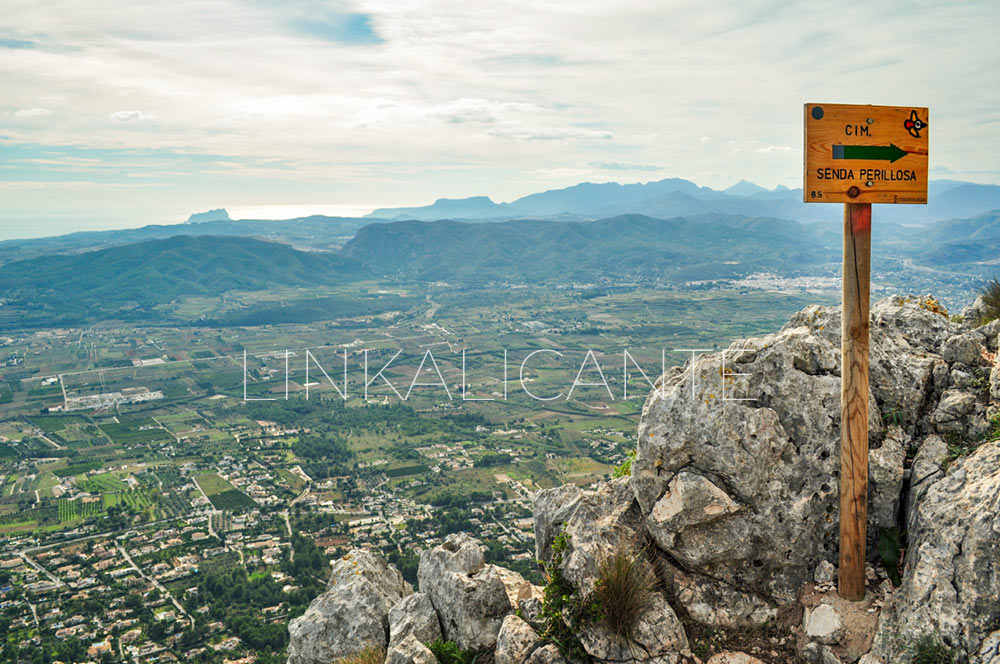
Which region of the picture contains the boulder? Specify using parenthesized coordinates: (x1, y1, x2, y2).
(495, 614, 542, 664)
(417, 533, 514, 652)
(287, 549, 411, 664)
(533, 477, 645, 594)
(524, 644, 569, 664)
(388, 592, 442, 649)
(814, 560, 836, 585)
(804, 603, 844, 645)
(386, 634, 437, 664)
(865, 441, 1000, 662)
(533, 478, 688, 660)
(577, 591, 688, 663)
(706, 654, 767, 664)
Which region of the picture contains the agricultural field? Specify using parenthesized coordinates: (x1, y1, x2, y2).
(58, 496, 104, 522)
(208, 489, 257, 511)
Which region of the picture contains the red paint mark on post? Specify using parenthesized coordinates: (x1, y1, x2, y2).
(850, 204, 871, 234)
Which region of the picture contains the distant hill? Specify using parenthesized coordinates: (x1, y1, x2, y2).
(725, 180, 768, 196)
(187, 208, 231, 223)
(0, 215, 390, 265)
(342, 213, 837, 283)
(367, 196, 522, 220)
(361, 178, 1000, 225)
(0, 235, 368, 327)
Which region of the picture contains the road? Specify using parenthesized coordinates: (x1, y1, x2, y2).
(116, 542, 193, 628)
(38, 433, 64, 450)
(281, 511, 294, 562)
(19, 552, 65, 588)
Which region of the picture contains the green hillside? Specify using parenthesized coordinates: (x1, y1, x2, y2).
(0, 234, 368, 328)
(341, 213, 838, 283)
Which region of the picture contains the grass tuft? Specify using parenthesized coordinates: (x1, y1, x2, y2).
(978, 277, 1000, 325)
(904, 634, 958, 664)
(593, 544, 657, 643)
(337, 644, 384, 664)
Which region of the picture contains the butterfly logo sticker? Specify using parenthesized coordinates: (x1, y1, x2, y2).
(904, 110, 927, 138)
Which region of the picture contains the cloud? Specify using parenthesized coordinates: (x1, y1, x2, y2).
(426, 98, 540, 124)
(109, 110, 149, 122)
(486, 127, 614, 141)
(0, 0, 999, 236)
(14, 107, 52, 117)
(589, 161, 662, 171)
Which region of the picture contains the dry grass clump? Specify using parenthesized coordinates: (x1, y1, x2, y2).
(979, 277, 1000, 324)
(337, 644, 384, 664)
(593, 544, 657, 643)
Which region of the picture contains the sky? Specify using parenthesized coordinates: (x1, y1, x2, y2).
(1, 0, 999, 239)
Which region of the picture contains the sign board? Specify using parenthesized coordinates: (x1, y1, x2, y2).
(804, 103, 928, 204)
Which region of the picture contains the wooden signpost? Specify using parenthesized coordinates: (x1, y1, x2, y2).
(803, 103, 929, 601)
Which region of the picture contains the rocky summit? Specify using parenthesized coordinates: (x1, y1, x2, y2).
(287, 296, 1000, 664)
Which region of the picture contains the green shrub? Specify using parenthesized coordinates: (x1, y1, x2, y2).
(904, 634, 958, 663)
(593, 545, 656, 642)
(539, 532, 592, 662)
(612, 450, 636, 478)
(985, 412, 1000, 443)
(427, 639, 473, 664)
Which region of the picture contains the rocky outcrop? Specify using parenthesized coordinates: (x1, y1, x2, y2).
(533, 477, 645, 594)
(862, 440, 1000, 663)
(287, 550, 411, 664)
(418, 533, 519, 652)
(629, 296, 993, 614)
(287, 295, 1000, 664)
(533, 478, 688, 662)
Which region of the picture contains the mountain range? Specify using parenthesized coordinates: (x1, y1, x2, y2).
(1, 176, 999, 329)
(365, 177, 1000, 225)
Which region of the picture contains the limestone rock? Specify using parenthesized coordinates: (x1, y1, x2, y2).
(418, 533, 513, 652)
(977, 630, 1000, 664)
(931, 388, 978, 433)
(287, 549, 411, 664)
(388, 592, 441, 649)
(866, 441, 1000, 661)
(524, 644, 568, 664)
(494, 614, 541, 664)
(665, 561, 777, 628)
(533, 477, 645, 594)
(804, 603, 844, 645)
(631, 298, 947, 602)
(386, 634, 437, 664)
(905, 434, 948, 532)
(517, 596, 544, 628)
(814, 560, 836, 585)
(533, 478, 688, 660)
(868, 425, 907, 532)
(706, 654, 767, 664)
(577, 592, 687, 663)
(495, 565, 537, 606)
(959, 295, 996, 329)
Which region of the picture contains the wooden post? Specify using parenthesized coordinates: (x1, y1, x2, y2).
(839, 202, 871, 601)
